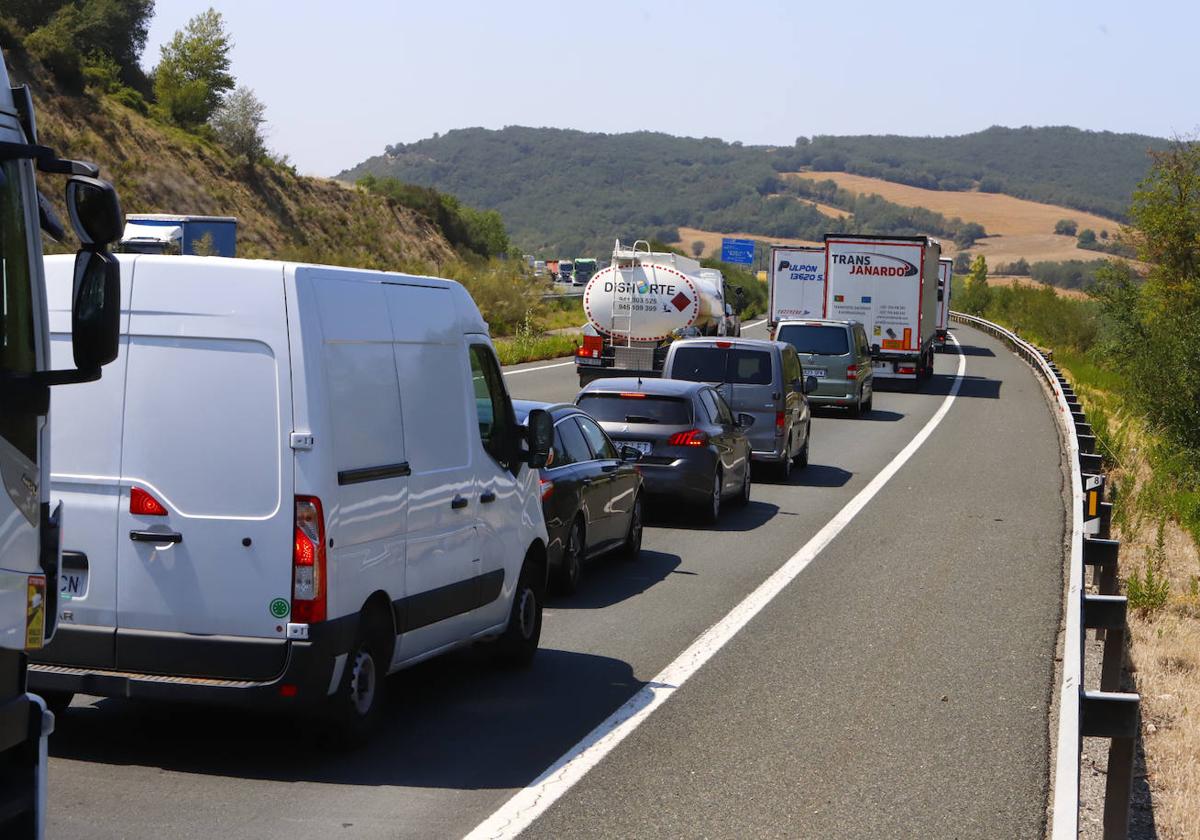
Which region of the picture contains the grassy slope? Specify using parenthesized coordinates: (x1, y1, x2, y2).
(6, 53, 456, 269)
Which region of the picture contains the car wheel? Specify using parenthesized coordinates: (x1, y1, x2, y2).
(777, 437, 793, 481)
(703, 469, 723, 523)
(324, 610, 391, 746)
(497, 555, 544, 667)
(795, 423, 810, 469)
(556, 518, 584, 595)
(731, 463, 751, 507)
(619, 494, 643, 561)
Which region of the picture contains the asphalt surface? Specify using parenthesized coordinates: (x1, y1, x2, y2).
(45, 323, 1065, 840)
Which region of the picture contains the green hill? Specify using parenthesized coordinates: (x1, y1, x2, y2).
(339, 125, 1165, 255)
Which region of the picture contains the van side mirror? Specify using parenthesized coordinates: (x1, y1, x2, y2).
(71, 251, 120, 370)
(804, 376, 818, 394)
(525, 409, 554, 469)
(65, 176, 123, 247)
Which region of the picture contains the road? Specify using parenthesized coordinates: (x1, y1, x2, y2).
(46, 323, 1065, 840)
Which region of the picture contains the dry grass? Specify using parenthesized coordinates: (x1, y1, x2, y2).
(988, 275, 1092, 300)
(1061, 373, 1200, 840)
(673, 226, 823, 259)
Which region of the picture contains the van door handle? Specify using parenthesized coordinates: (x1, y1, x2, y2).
(480, 491, 496, 504)
(451, 496, 468, 510)
(130, 530, 182, 544)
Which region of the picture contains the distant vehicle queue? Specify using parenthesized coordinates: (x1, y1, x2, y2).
(29, 229, 951, 747)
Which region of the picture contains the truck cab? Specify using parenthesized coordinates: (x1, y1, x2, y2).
(0, 50, 124, 838)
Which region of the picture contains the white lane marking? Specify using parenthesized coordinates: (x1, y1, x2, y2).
(743, 318, 767, 331)
(502, 360, 575, 377)
(467, 336, 966, 840)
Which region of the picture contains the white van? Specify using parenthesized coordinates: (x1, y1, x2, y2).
(28, 255, 553, 738)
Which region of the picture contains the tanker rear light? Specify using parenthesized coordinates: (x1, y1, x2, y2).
(897, 365, 916, 375)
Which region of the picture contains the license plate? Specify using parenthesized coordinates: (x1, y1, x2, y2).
(627, 440, 653, 454)
(872, 361, 890, 370)
(803, 368, 827, 378)
(60, 570, 87, 600)
(576, 356, 602, 366)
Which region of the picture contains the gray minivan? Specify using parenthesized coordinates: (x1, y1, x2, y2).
(662, 338, 813, 479)
(775, 319, 874, 416)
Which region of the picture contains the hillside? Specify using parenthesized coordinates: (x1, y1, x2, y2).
(4, 51, 456, 269)
(339, 125, 1163, 256)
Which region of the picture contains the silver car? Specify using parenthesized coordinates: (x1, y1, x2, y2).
(661, 338, 814, 480)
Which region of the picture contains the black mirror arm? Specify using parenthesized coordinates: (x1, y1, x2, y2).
(37, 155, 99, 178)
(35, 367, 102, 387)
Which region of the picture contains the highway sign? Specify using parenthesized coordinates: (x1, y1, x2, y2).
(721, 237, 756, 265)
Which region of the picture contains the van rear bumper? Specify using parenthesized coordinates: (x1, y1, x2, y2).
(27, 617, 356, 708)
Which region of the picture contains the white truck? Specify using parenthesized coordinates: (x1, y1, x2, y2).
(0, 51, 124, 837)
(823, 234, 941, 381)
(575, 240, 740, 384)
(935, 257, 953, 350)
(768, 245, 826, 332)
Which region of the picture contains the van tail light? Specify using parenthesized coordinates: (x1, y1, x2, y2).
(292, 496, 327, 623)
(540, 478, 554, 500)
(130, 487, 167, 516)
(847, 364, 858, 381)
(668, 429, 709, 447)
(775, 411, 786, 434)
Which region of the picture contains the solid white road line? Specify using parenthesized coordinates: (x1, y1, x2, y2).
(466, 335, 966, 840)
(743, 318, 768, 331)
(501, 360, 576, 377)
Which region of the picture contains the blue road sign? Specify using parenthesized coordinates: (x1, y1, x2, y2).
(721, 237, 756, 265)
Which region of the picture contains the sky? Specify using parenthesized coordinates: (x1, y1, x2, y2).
(142, 0, 1200, 177)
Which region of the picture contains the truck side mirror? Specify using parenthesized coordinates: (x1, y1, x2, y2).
(525, 409, 554, 469)
(65, 176, 122, 248)
(71, 251, 120, 370)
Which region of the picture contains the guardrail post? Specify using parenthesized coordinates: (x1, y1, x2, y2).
(1076, 421, 1094, 437)
(1082, 691, 1140, 840)
(1083, 594, 1128, 691)
(1084, 538, 1121, 595)
(1078, 434, 1097, 454)
(1099, 502, 1113, 540)
(1071, 410, 1087, 424)
(1081, 452, 1103, 473)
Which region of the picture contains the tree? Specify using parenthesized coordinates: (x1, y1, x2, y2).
(210, 86, 267, 162)
(955, 221, 986, 248)
(691, 240, 705, 258)
(1077, 228, 1097, 247)
(953, 252, 972, 273)
(22, 1, 154, 90)
(959, 254, 991, 314)
(153, 8, 235, 127)
(1054, 219, 1078, 236)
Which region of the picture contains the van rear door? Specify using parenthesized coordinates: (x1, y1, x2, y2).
(666, 344, 778, 454)
(114, 259, 293, 678)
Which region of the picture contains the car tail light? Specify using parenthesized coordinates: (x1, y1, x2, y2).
(775, 411, 785, 434)
(715, 341, 732, 348)
(540, 478, 554, 500)
(130, 487, 167, 516)
(847, 364, 858, 381)
(618, 392, 646, 399)
(292, 496, 327, 623)
(668, 429, 709, 447)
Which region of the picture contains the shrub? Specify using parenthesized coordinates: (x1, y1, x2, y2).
(1054, 218, 1078, 236)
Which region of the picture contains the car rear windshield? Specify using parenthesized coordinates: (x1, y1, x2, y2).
(577, 394, 693, 425)
(777, 325, 850, 356)
(670, 347, 773, 385)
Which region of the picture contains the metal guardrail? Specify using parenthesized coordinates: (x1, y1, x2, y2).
(951, 311, 1139, 840)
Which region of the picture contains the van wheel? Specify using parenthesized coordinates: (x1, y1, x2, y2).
(703, 469, 723, 523)
(40, 690, 74, 718)
(497, 557, 543, 666)
(556, 519, 584, 595)
(795, 425, 810, 469)
(325, 613, 390, 746)
(776, 440, 793, 482)
(862, 393, 873, 415)
(619, 495, 643, 560)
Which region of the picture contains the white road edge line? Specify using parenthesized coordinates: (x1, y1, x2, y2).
(467, 334, 967, 840)
(501, 320, 765, 377)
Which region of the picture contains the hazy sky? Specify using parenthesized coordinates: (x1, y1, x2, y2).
(143, 0, 1198, 177)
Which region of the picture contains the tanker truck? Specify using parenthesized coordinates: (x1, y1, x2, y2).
(575, 240, 738, 385)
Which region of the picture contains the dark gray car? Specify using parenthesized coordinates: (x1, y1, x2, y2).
(661, 338, 814, 480)
(575, 378, 753, 523)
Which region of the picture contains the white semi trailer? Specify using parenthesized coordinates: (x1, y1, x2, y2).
(824, 234, 941, 382)
(576, 240, 737, 384)
(768, 244, 826, 332)
(936, 257, 953, 351)
(0, 49, 124, 837)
